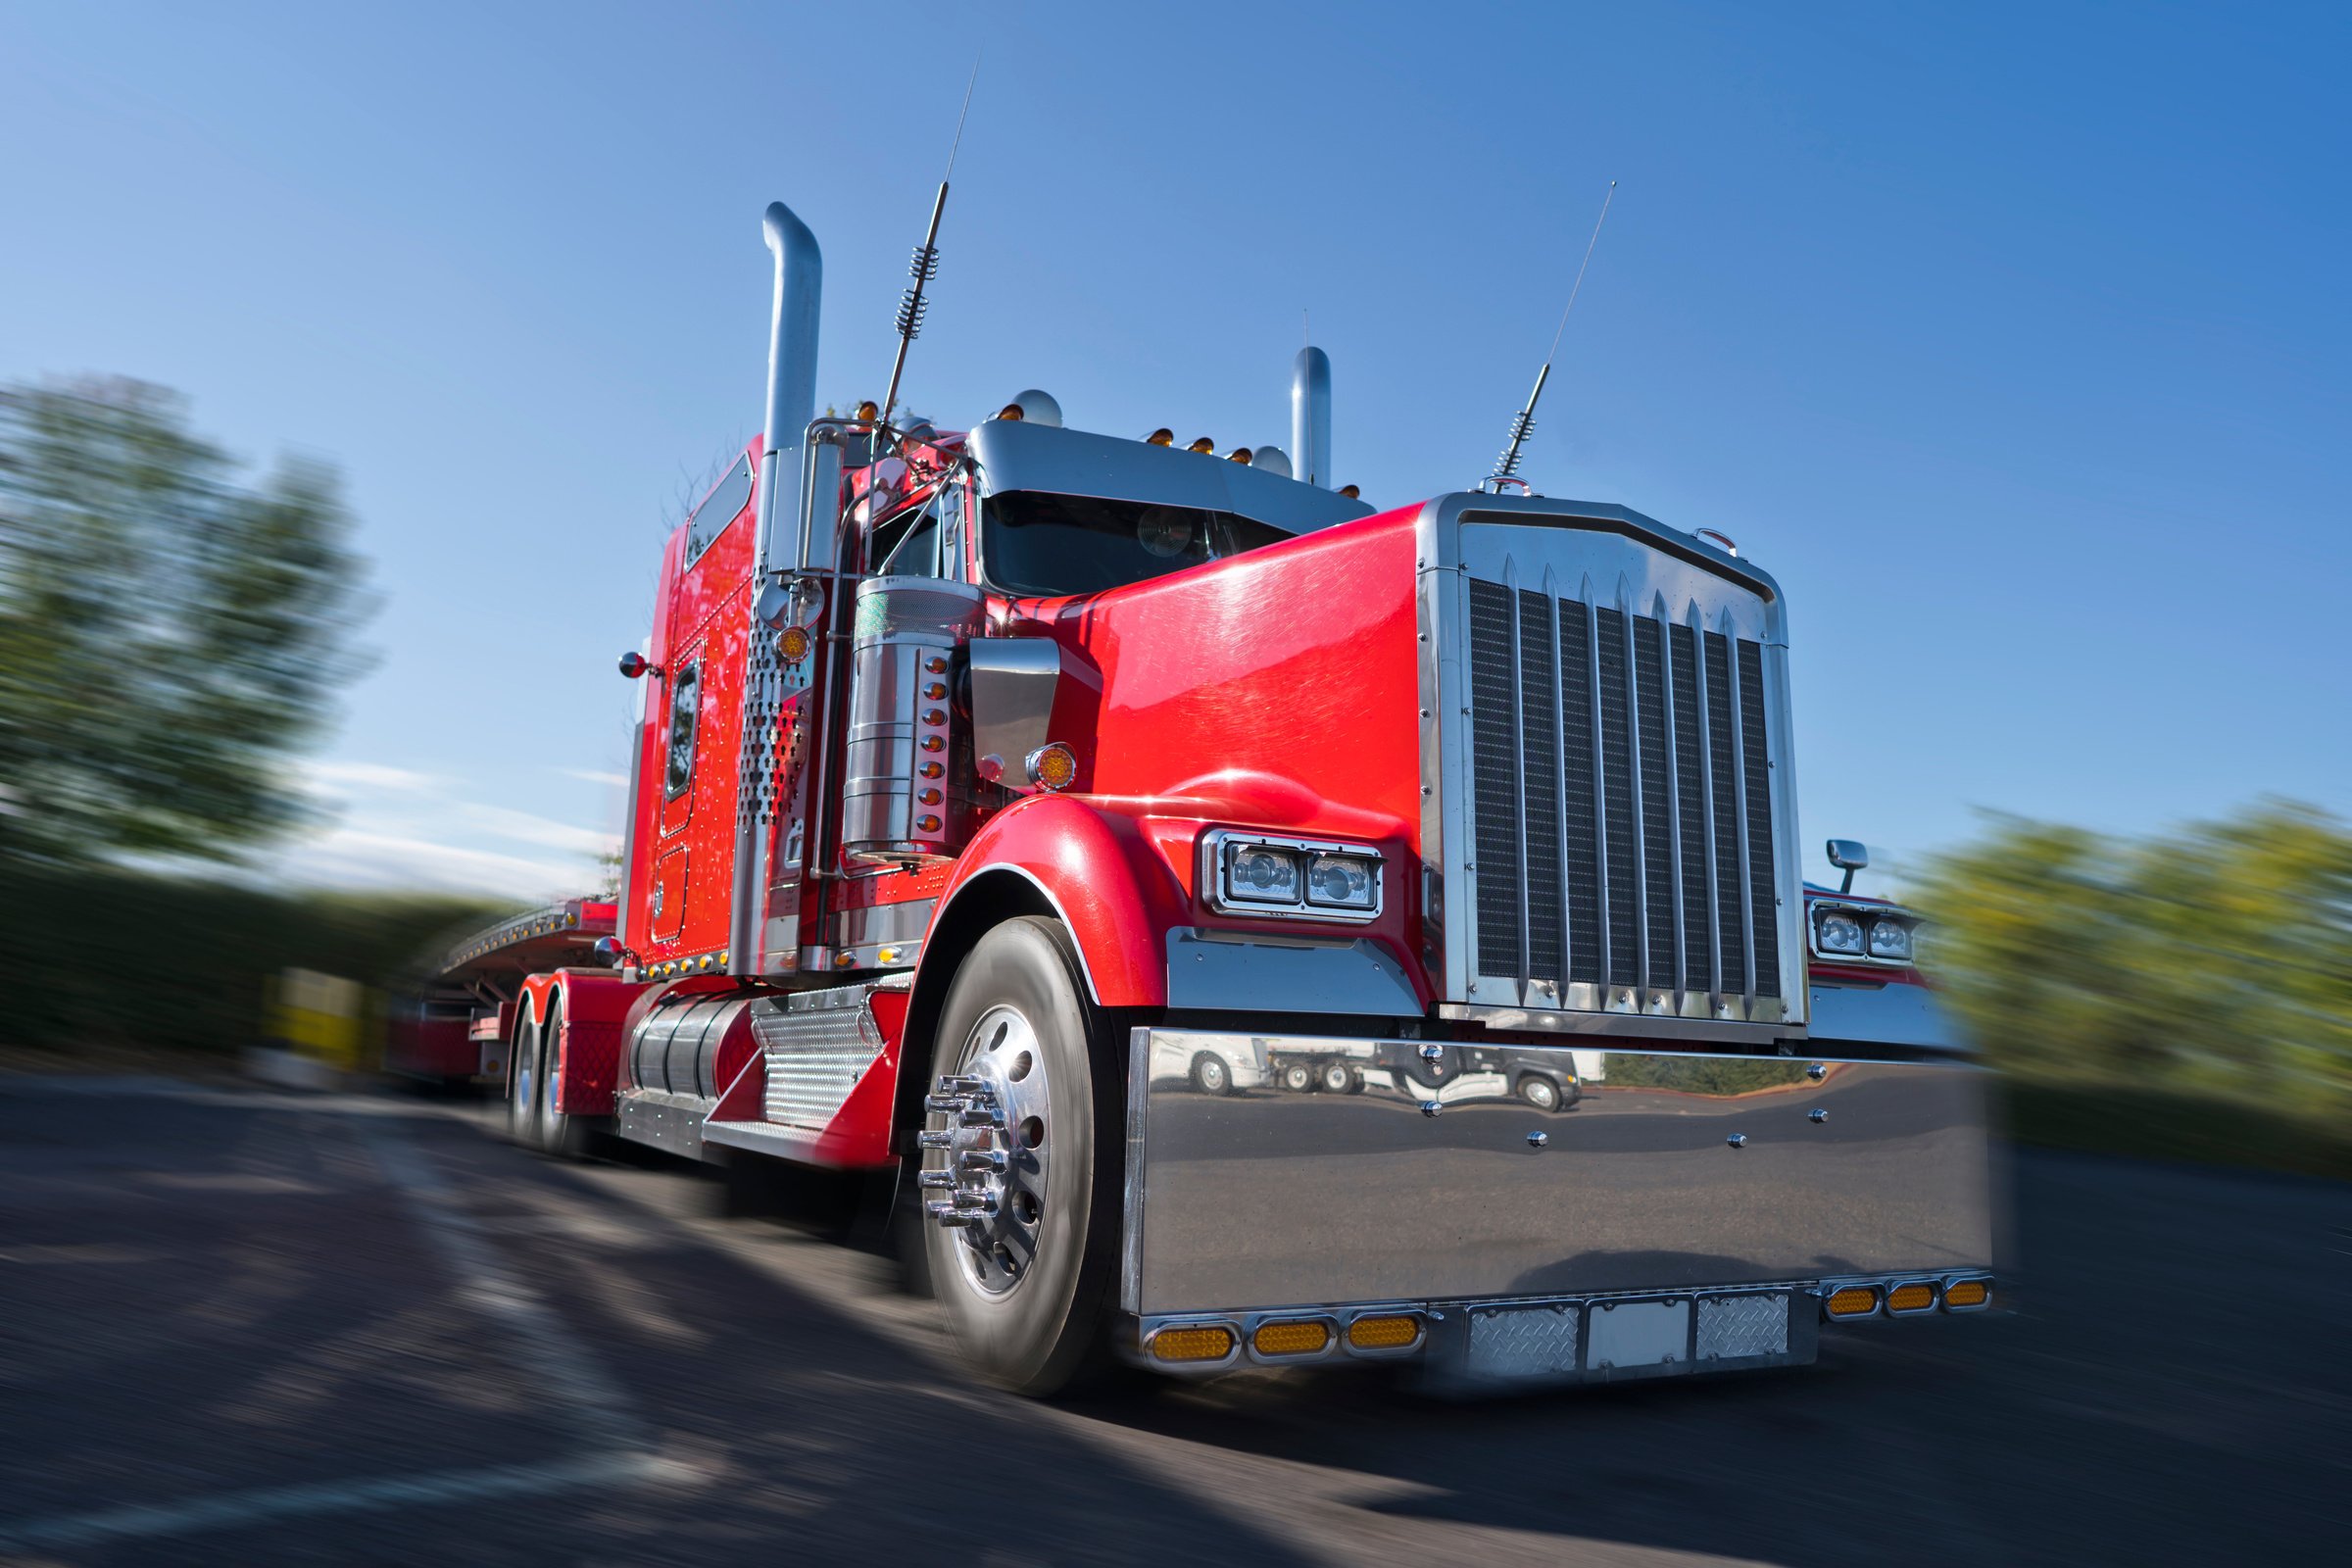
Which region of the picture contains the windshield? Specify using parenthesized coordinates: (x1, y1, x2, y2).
(981, 491, 1291, 597)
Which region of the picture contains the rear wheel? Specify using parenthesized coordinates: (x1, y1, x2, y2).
(1279, 1060, 1315, 1094)
(1517, 1073, 1562, 1113)
(507, 1004, 542, 1144)
(919, 917, 1120, 1396)
(536, 995, 588, 1158)
(1319, 1060, 1358, 1095)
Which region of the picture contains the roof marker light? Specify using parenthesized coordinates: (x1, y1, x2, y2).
(1227, 447, 1253, 465)
(1188, 436, 1215, 454)
(1146, 428, 1174, 446)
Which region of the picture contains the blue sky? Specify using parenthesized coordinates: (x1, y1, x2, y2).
(4, 1, 2344, 900)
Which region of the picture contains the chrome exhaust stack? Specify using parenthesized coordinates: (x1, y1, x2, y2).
(731, 200, 823, 978)
(1291, 345, 1332, 488)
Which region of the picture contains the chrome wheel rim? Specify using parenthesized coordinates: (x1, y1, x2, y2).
(1199, 1056, 1227, 1092)
(933, 1004, 1051, 1298)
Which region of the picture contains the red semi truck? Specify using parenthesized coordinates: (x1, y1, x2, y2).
(423, 197, 1995, 1395)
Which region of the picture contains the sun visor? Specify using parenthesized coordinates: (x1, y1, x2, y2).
(968, 419, 1374, 535)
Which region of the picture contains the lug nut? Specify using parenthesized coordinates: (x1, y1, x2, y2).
(959, 1149, 1006, 1174)
(916, 1130, 954, 1150)
(927, 1201, 981, 1228)
(923, 1094, 969, 1115)
(918, 1170, 956, 1189)
(957, 1105, 1003, 1128)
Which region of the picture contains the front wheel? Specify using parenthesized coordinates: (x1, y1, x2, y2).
(1190, 1053, 1233, 1097)
(1516, 1073, 1563, 1113)
(919, 917, 1120, 1396)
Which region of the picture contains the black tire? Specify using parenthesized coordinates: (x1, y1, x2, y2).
(507, 1004, 542, 1145)
(1516, 1073, 1563, 1113)
(1318, 1060, 1357, 1095)
(1279, 1061, 1316, 1094)
(1190, 1052, 1233, 1097)
(536, 994, 589, 1158)
(920, 917, 1120, 1396)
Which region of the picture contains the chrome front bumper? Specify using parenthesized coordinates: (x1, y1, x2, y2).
(1121, 1019, 1994, 1385)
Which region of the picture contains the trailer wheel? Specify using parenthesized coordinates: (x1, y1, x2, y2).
(508, 1004, 542, 1145)
(1319, 1060, 1358, 1095)
(536, 995, 589, 1158)
(919, 916, 1119, 1396)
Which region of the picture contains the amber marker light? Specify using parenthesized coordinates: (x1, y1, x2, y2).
(1026, 743, 1078, 792)
(1347, 1314, 1421, 1351)
(1339, 483, 1362, 499)
(997, 402, 1025, 421)
(777, 626, 812, 662)
(1150, 1325, 1235, 1363)
(1146, 427, 1174, 446)
(1227, 446, 1253, 464)
(1944, 1280, 1991, 1310)
(1825, 1285, 1879, 1318)
(1886, 1283, 1936, 1315)
(1188, 436, 1216, 454)
(1252, 1320, 1330, 1357)
(855, 400, 879, 421)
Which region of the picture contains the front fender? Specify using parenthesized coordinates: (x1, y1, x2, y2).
(930, 793, 1192, 1007)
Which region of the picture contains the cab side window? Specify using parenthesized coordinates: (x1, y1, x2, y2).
(663, 658, 701, 799)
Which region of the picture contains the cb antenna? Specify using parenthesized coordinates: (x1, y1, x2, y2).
(879, 50, 982, 439)
(1484, 178, 1616, 493)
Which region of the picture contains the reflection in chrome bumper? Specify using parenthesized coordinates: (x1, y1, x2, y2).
(1122, 1024, 1995, 1382)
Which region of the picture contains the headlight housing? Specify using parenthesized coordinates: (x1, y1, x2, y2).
(1809, 899, 1922, 967)
(1201, 830, 1384, 922)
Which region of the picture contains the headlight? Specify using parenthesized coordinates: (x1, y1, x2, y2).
(1814, 909, 1865, 956)
(1226, 844, 1301, 905)
(1867, 917, 1914, 961)
(1306, 855, 1378, 911)
(1203, 831, 1384, 921)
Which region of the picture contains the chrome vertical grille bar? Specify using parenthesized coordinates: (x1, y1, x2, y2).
(1593, 601, 1638, 989)
(1631, 612, 1675, 994)
(1689, 609, 1724, 1000)
(1703, 627, 1748, 998)
(1504, 564, 1534, 988)
(1720, 614, 1758, 998)
(1560, 597, 1601, 986)
(1518, 582, 1563, 986)
(1668, 619, 1711, 997)
(1737, 638, 1782, 998)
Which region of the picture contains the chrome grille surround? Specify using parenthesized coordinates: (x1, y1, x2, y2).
(1415, 496, 1805, 1038)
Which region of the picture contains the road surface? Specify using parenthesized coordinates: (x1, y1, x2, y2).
(1, 1074, 2344, 1565)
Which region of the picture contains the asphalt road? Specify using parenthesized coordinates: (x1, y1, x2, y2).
(2, 1074, 2345, 1567)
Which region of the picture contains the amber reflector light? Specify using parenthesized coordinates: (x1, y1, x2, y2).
(1886, 1283, 1936, 1314)
(1825, 1286, 1878, 1318)
(1944, 1280, 1990, 1309)
(1347, 1314, 1420, 1350)
(1151, 1325, 1235, 1363)
(1028, 743, 1078, 792)
(1252, 1321, 1330, 1357)
(777, 626, 812, 662)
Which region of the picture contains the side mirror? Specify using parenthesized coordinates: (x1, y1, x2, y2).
(617, 651, 660, 679)
(1826, 839, 1870, 895)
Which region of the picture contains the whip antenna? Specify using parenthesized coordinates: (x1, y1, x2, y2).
(1485, 178, 1616, 492)
(879, 51, 982, 437)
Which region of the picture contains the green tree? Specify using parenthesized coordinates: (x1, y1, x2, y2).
(1918, 801, 2352, 1109)
(0, 376, 371, 871)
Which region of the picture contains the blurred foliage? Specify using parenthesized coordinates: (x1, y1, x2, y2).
(0, 376, 370, 872)
(3, 866, 508, 1054)
(1919, 801, 2352, 1128)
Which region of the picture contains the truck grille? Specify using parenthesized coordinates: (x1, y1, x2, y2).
(1463, 577, 1784, 1012)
